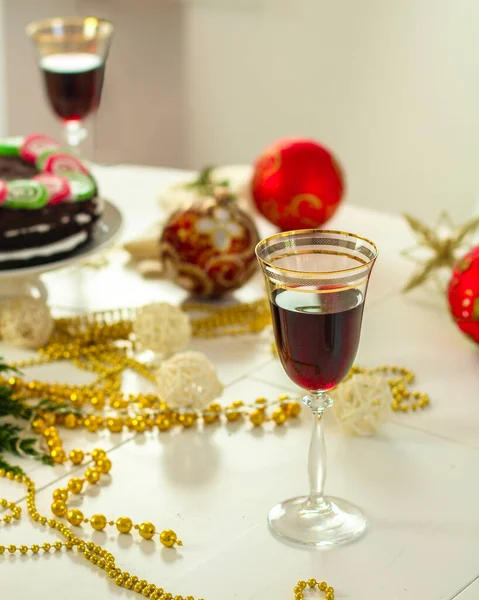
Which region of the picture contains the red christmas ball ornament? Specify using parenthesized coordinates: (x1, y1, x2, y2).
(448, 246, 479, 344)
(251, 138, 345, 231)
(159, 190, 260, 297)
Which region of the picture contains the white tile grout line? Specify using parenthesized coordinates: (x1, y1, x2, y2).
(449, 574, 479, 600)
(223, 356, 276, 388)
(388, 417, 479, 451)
(250, 370, 479, 454)
(248, 365, 479, 453)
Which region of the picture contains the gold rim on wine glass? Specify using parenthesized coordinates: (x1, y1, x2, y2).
(255, 228, 379, 276)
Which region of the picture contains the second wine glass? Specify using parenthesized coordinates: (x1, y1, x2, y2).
(256, 229, 378, 547)
(26, 16, 114, 151)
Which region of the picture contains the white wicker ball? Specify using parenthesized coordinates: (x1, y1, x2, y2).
(155, 350, 223, 409)
(332, 373, 392, 436)
(133, 302, 192, 356)
(0, 297, 54, 349)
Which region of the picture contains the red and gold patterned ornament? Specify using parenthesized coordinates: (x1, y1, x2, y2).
(448, 246, 479, 344)
(251, 138, 345, 231)
(160, 189, 260, 297)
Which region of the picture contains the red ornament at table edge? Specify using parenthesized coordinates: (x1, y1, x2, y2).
(159, 189, 260, 297)
(251, 137, 345, 231)
(448, 246, 479, 344)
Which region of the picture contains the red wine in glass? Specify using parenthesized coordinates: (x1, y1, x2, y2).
(271, 288, 364, 391)
(40, 53, 105, 121)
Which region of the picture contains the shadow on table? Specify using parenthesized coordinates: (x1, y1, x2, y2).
(161, 427, 221, 486)
(159, 415, 300, 485)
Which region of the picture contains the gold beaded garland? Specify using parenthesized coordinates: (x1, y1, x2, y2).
(90, 514, 107, 531)
(50, 447, 66, 464)
(159, 529, 183, 548)
(51, 500, 67, 517)
(139, 522, 156, 540)
(0, 466, 194, 597)
(7, 372, 303, 446)
(1, 302, 306, 440)
(291, 579, 335, 600)
(96, 457, 112, 473)
(0, 300, 430, 598)
(3, 301, 270, 415)
(0, 497, 21, 523)
(116, 516, 133, 533)
(69, 449, 84, 464)
(250, 409, 265, 426)
(84, 468, 101, 484)
(31, 418, 45, 433)
(5, 366, 427, 452)
(67, 478, 83, 494)
(345, 365, 430, 412)
(67, 509, 84, 526)
(272, 408, 286, 425)
(47, 446, 183, 548)
(1, 454, 332, 598)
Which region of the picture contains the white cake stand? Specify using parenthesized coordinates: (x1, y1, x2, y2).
(0, 200, 123, 302)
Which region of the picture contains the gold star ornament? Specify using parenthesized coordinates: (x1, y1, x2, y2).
(401, 211, 479, 292)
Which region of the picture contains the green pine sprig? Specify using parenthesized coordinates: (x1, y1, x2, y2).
(0, 422, 52, 466)
(0, 385, 33, 420)
(0, 358, 54, 470)
(0, 455, 24, 476)
(183, 166, 231, 196)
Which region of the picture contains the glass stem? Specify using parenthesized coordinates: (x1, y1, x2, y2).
(305, 391, 332, 510)
(64, 120, 87, 152)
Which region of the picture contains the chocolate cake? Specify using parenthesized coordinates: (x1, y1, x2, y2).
(0, 134, 103, 269)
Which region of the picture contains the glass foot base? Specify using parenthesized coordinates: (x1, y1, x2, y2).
(268, 495, 367, 548)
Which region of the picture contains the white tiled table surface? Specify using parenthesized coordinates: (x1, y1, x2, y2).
(1, 165, 478, 600)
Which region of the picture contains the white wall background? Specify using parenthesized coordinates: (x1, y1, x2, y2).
(0, 0, 6, 137)
(1, 0, 479, 221)
(184, 0, 479, 220)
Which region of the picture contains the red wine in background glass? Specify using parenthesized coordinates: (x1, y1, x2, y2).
(40, 53, 105, 121)
(271, 288, 364, 391)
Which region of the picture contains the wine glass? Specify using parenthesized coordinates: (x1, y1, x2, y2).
(256, 229, 378, 547)
(26, 16, 114, 151)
